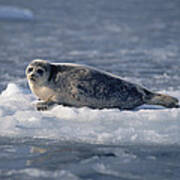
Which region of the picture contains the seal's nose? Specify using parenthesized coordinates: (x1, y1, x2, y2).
(31, 73, 35, 77)
(30, 74, 36, 81)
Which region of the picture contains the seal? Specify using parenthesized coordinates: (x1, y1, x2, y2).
(26, 59, 179, 111)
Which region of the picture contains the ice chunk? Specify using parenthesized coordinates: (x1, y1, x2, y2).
(0, 6, 34, 21)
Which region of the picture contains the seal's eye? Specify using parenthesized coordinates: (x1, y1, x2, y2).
(28, 67, 33, 73)
(37, 69, 44, 75)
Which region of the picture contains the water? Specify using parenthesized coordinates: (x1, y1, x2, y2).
(0, 0, 180, 179)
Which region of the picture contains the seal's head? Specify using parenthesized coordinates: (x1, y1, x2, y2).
(26, 59, 51, 86)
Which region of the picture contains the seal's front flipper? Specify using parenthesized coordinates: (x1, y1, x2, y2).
(36, 101, 55, 111)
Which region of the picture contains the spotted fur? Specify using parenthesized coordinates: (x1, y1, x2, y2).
(26, 59, 179, 111)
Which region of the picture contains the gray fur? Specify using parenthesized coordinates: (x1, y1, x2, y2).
(26, 59, 179, 111)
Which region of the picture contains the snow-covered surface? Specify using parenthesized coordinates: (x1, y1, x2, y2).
(1, 83, 179, 145)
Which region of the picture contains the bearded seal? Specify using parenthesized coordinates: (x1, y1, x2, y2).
(25, 59, 179, 111)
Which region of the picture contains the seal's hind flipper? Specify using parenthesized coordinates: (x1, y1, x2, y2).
(146, 93, 179, 108)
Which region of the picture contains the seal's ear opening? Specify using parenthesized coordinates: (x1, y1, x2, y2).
(48, 64, 58, 81)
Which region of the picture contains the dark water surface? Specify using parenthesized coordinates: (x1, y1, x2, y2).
(0, 137, 180, 180)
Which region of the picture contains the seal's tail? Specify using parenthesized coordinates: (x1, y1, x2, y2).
(146, 93, 179, 108)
